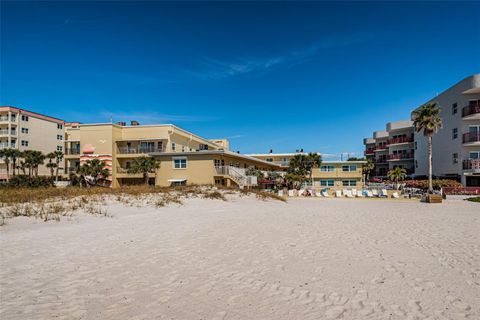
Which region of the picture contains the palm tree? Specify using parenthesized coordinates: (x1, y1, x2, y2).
(363, 158, 375, 182)
(0, 148, 16, 179)
(412, 102, 443, 193)
(306, 152, 322, 187)
(11, 149, 21, 176)
(46, 152, 56, 177)
(287, 153, 322, 189)
(127, 156, 159, 185)
(23, 150, 45, 177)
(52, 151, 63, 182)
(78, 159, 110, 186)
(387, 167, 407, 189)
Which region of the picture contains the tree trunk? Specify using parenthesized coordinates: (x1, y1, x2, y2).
(144, 172, 149, 185)
(5, 160, 10, 180)
(428, 135, 433, 193)
(12, 159, 16, 176)
(55, 159, 60, 182)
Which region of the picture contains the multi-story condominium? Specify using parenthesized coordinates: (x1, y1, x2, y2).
(63, 122, 278, 188)
(0, 106, 65, 179)
(363, 120, 415, 179)
(248, 152, 365, 190)
(412, 74, 480, 186)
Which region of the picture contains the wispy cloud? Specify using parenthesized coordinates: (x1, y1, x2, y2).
(187, 33, 373, 80)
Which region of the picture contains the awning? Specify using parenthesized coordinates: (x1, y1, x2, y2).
(167, 179, 187, 182)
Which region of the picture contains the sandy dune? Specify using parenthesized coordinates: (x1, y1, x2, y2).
(1, 196, 479, 319)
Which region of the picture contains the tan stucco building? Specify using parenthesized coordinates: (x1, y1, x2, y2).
(0, 106, 65, 179)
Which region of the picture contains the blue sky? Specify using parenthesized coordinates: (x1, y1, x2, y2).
(1, 1, 479, 159)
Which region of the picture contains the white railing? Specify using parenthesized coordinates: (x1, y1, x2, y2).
(0, 129, 15, 135)
(214, 166, 258, 187)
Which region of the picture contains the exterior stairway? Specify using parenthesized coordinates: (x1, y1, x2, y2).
(214, 166, 257, 189)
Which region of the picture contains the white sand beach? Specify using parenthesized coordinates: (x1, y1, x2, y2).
(1, 196, 479, 319)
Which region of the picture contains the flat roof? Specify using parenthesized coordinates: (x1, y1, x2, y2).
(0, 106, 65, 124)
(150, 150, 282, 167)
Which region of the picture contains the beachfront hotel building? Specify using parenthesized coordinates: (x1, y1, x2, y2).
(248, 152, 365, 190)
(412, 74, 480, 186)
(0, 106, 65, 179)
(363, 74, 480, 186)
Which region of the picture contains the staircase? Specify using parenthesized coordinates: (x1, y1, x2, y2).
(214, 166, 257, 189)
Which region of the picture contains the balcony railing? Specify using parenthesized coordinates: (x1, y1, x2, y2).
(364, 148, 375, 155)
(117, 146, 166, 154)
(387, 137, 413, 145)
(463, 159, 480, 171)
(463, 132, 480, 144)
(388, 153, 414, 161)
(375, 145, 387, 151)
(0, 115, 16, 122)
(375, 158, 388, 164)
(462, 101, 480, 117)
(0, 129, 15, 135)
(116, 167, 155, 174)
(65, 148, 81, 155)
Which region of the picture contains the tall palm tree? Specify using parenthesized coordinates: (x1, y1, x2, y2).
(11, 149, 21, 176)
(53, 151, 64, 182)
(306, 152, 322, 187)
(23, 150, 45, 177)
(387, 167, 407, 189)
(412, 102, 443, 193)
(287, 153, 322, 188)
(0, 148, 16, 179)
(363, 158, 375, 182)
(127, 156, 159, 185)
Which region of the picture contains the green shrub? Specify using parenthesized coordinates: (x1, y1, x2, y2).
(466, 197, 480, 203)
(6, 175, 55, 188)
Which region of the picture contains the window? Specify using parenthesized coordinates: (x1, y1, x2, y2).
(171, 143, 176, 151)
(342, 180, 357, 187)
(21, 128, 28, 134)
(57, 124, 63, 129)
(21, 115, 29, 121)
(266, 158, 273, 162)
(452, 153, 458, 164)
(469, 152, 480, 159)
(320, 165, 335, 172)
(181, 146, 185, 152)
(414, 141, 417, 150)
(342, 165, 357, 172)
(57, 134, 63, 140)
(452, 128, 458, 140)
(57, 146, 63, 152)
(199, 144, 209, 150)
(320, 179, 334, 187)
(173, 157, 187, 169)
(452, 103, 457, 115)
(21, 140, 28, 147)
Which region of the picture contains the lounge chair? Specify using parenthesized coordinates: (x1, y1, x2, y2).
(372, 189, 379, 197)
(380, 189, 388, 198)
(344, 189, 354, 198)
(351, 189, 358, 197)
(299, 189, 305, 196)
(321, 189, 329, 197)
(278, 190, 284, 197)
(366, 190, 374, 197)
(315, 191, 323, 197)
(335, 190, 342, 197)
(392, 192, 400, 199)
(288, 190, 295, 197)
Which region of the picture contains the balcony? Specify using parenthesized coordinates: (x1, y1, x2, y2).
(375, 158, 388, 164)
(374, 145, 388, 152)
(117, 146, 166, 154)
(463, 132, 480, 144)
(462, 101, 480, 119)
(65, 148, 81, 155)
(364, 148, 375, 155)
(463, 159, 480, 173)
(387, 136, 413, 145)
(0, 115, 16, 123)
(0, 129, 16, 136)
(387, 153, 414, 161)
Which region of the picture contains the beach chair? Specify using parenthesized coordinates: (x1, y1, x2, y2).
(392, 192, 400, 199)
(335, 190, 342, 197)
(345, 190, 354, 198)
(366, 190, 374, 197)
(315, 191, 323, 197)
(321, 189, 329, 197)
(380, 189, 388, 198)
(372, 189, 379, 197)
(278, 190, 284, 197)
(288, 190, 295, 197)
(299, 189, 305, 196)
(351, 189, 358, 197)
